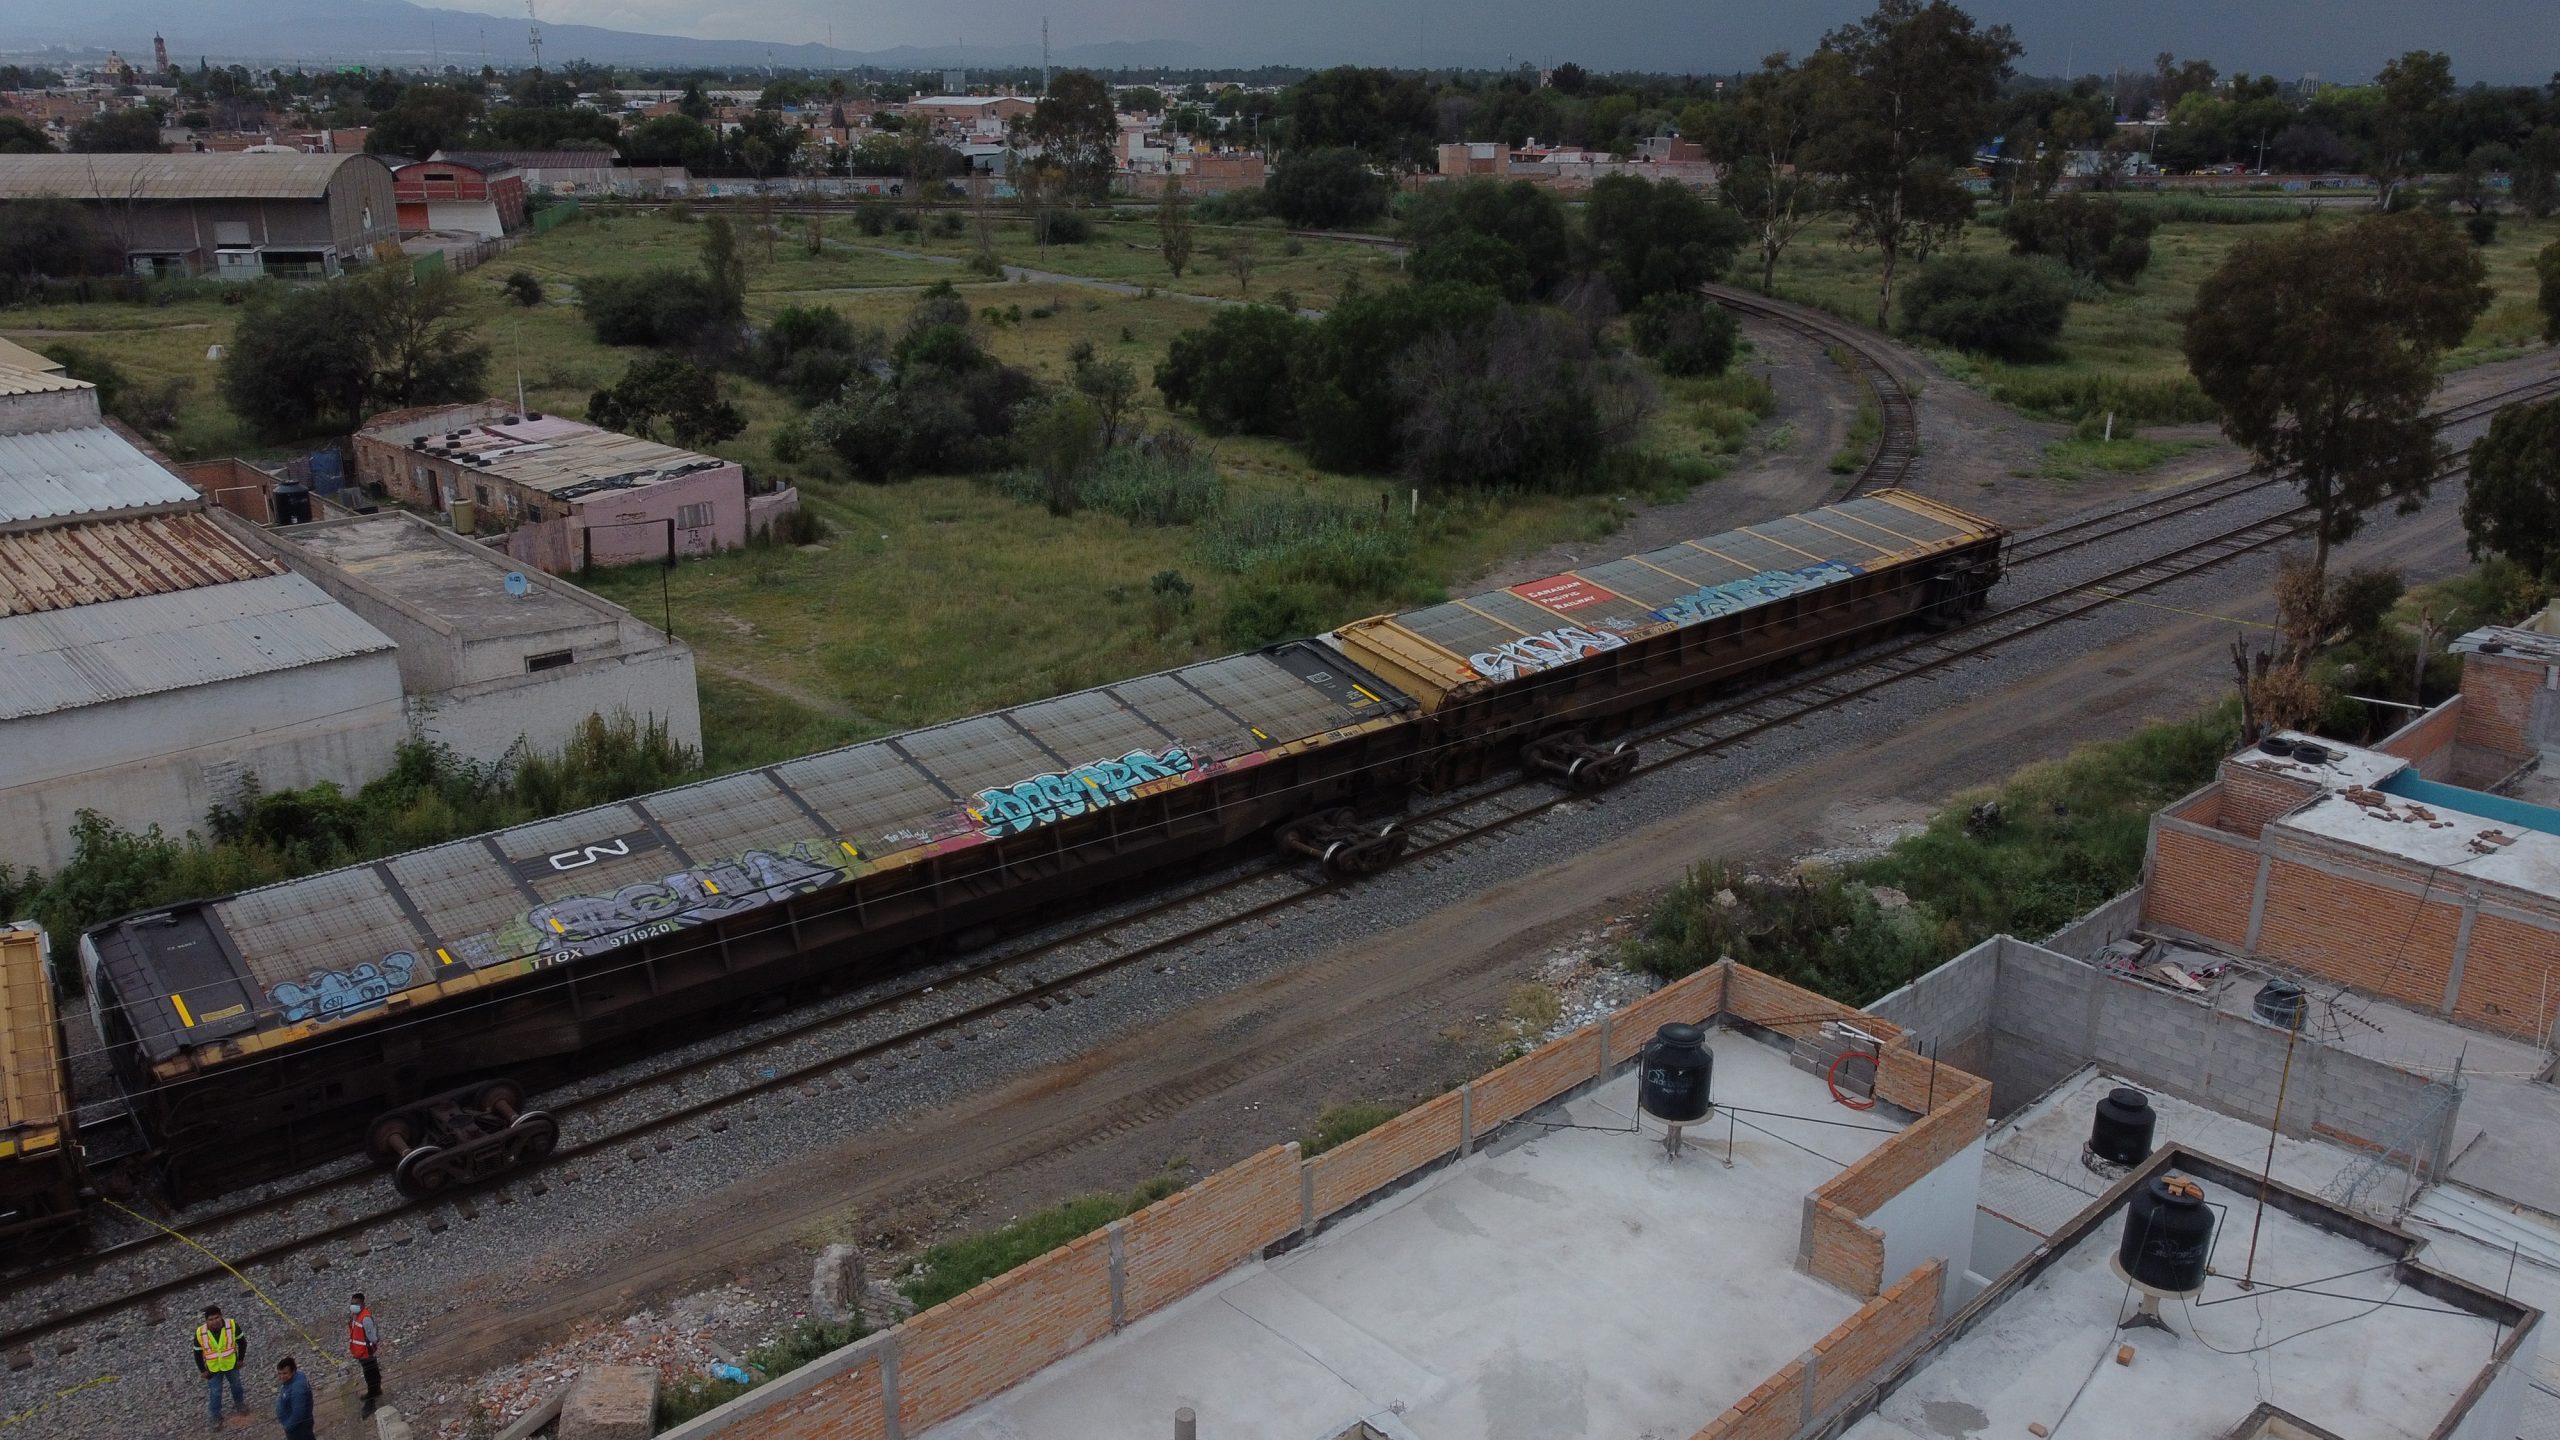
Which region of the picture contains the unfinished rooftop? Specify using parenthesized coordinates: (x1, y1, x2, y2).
(1843, 1145, 2536, 1440)
(926, 1032, 1933, 1440)
(358, 401, 731, 499)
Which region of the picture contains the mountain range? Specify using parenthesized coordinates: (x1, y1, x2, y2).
(0, 0, 1219, 73)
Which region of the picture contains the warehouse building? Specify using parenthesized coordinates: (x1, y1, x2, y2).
(0, 151, 398, 279)
(224, 508, 702, 763)
(390, 156, 527, 239)
(351, 400, 787, 573)
(0, 368, 405, 872)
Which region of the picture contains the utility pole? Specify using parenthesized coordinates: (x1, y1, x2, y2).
(1041, 17, 1050, 97)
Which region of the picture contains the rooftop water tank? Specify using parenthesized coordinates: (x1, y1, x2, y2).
(1638, 1024, 1713, 1124)
(270, 478, 312, 525)
(2254, 980, 2307, 1030)
(2088, 1086, 2155, 1167)
(2118, 1173, 2214, 1296)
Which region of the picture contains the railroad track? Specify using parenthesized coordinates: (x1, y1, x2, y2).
(1703, 285, 1921, 497)
(13, 360, 2554, 1357)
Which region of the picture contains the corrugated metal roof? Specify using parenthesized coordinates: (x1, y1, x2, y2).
(0, 571, 396, 720)
(0, 511, 283, 616)
(0, 338, 65, 375)
(0, 426, 200, 526)
(0, 151, 385, 201)
(429, 149, 617, 171)
(0, 363, 91, 397)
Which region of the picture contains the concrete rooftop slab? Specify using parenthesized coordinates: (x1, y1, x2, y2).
(921, 1031, 1907, 1440)
(1851, 1158, 2511, 1440)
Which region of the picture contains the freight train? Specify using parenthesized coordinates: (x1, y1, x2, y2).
(6, 490, 2003, 1229)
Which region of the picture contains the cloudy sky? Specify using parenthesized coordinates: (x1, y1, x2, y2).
(435, 0, 2554, 83)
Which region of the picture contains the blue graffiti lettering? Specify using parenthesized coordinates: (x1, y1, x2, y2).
(272, 950, 422, 1024)
(1654, 561, 1863, 627)
(972, 746, 1194, 838)
(522, 842, 847, 957)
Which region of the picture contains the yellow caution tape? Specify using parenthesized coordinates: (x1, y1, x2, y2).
(0, 1373, 117, 1429)
(96, 1198, 341, 1371)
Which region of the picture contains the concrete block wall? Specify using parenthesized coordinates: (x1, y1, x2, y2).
(1863, 954, 1998, 1078)
(1691, 1262, 1944, 1440)
(2039, 887, 2144, 960)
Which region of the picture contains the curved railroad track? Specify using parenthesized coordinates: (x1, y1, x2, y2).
(1702, 284, 1921, 497)
(11, 362, 2554, 1359)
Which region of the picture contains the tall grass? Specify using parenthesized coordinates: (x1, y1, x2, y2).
(1195, 494, 1417, 593)
(1988, 370, 2219, 425)
(899, 1174, 1186, 1312)
(987, 443, 1226, 526)
(1624, 705, 2241, 999)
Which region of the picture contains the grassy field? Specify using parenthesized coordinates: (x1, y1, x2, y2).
(1762, 209, 2560, 424)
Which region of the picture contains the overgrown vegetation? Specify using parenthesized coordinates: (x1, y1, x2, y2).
(1828, 397, 1881, 474)
(1898, 254, 2075, 361)
(1304, 1102, 1402, 1155)
(898, 1174, 1187, 1313)
(656, 1316, 870, 1428)
(1623, 707, 2243, 998)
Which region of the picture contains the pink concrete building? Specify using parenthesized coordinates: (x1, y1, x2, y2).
(352, 401, 761, 573)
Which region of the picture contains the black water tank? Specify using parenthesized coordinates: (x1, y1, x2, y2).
(2254, 980, 2307, 1030)
(2119, 1173, 2215, 1294)
(2089, 1086, 2155, 1166)
(1639, 1023, 1713, 1123)
(270, 479, 312, 525)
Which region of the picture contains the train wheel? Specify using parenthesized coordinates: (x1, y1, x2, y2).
(504, 1111, 561, 1166)
(393, 1145, 451, 1198)
(365, 1113, 416, 1166)
(471, 1080, 525, 1121)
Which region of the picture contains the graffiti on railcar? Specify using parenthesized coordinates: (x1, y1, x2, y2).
(272, 950, 423, 1024)
(1466, 625, 1628, 682)
(1654, 561, 1863, 627)
(494, 840, 850, 961)
(970, 746, 1195, 838)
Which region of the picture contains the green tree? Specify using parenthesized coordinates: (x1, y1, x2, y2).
(220, 268, 490, 438)
(1401, 179, 1571, 301)
(2461, 397, 2560, 576)
(1812, 0, 2021, 329)
(2182, 211, 2491, 589)
(2515, 127, 2560, 220)
(1899, 254, 2073, 359)
(1073, 355, 1140, 449)
(698, 214, 749, 343)
(1294, 281, 1503, 472)
(1584, 173, 1748, 309)
(2367, 50, 2454, 209)
(0, 196, 122, 278)
(1704, 52, 1840, 295)
(0, 115, 52, 154)
(1154, 305, 1309, 435)
(1158, 174, 1196, 279)
(68, 107, 164, 153)
(1999, 194, 2156, 286)
(1281, 66, 1437, 169)
(1266, 146, 1390, 228)
(1628, 292, 1740, 376)
(587, 353, 746, 447)
(1029, 71, 1119, 199)
(1022, 391, 1104, 516)
(620, 113, 720, 171)
(364, 83, 482, 158)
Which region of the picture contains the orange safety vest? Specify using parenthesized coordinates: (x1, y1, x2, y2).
(197, 1319, 239, 1373)
(348, 1308, 375, 1360)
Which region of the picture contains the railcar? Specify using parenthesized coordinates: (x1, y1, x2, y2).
(0, 926, 82, 1241)
(72, 491, 2003, 1207)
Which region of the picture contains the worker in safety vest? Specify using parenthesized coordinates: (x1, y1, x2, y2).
(348, 1291, 384, 1417)
(192, 1304, 248, 1431)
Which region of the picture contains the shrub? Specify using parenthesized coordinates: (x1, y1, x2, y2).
(1401, 179, 1572, 301)
(1304, 1102, 1401, 1155)
(576, 268, 724, 347)
(1292, 281, 1503, 472)
(2465, 213, 2500, 248)
(1898, 254, 2075, 361)
(1154, 304, 1310, 436)
(1031, 208, 1092, 244)
(1999, 195, 2157, 286)
(1392, 305, 1656, 493)
(587, 353, 746, 447)
(656, 1318, 868, 1428)
(1583, 172, 1746, 307)
(2539, 239, 2560, 345)
(899, 1176, 1185, 1312)
(1220, 578, 1333, 648)
(500, 270, 545, 306)
(1191, 188, 1271, 225)
(1629, 293, 1740, 377)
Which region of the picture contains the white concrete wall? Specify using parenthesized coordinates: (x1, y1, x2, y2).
(2445, 1316, 2536, 1440)
(0, 654, 408, 871)
(1867, 1135, 1985, 1318)
(404, 640, 701, 765)
(1969, 1208, 2042, 1289)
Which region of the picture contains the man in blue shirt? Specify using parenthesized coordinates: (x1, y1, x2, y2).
(273, 1356, 315, 1440)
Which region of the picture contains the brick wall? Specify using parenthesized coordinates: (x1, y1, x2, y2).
(1805, 1197, 1887, 1297)
(1306, 1088, 1464, 1221)
(2254, 858, 2466, 1014)
(2216, 762, 2317, 837)
(2140, 819, 2257, 946)
(1690, 1263, 1943, 1439)
(1607, 965, 1729, 1062)
(1120, 1143, 1302, 1322)
(1727, 963, 1903, 1045)
(895, 1227, 1115, 1433)
(1473, 1025, 1604, 1129)
(2454, 653, 2541, 761)
(1821, 1076, 1990, 1218)
(2378, 698, 2466, 779)
(732, 1350, 889, 1440)
(2455, 911, 2560, 1037)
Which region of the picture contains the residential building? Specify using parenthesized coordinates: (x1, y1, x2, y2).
(350, 401, 787, 573)
(0, 152, 397, 279)
(0, 368, 405, 871)
(390, 156, 527, 238)
(429, 149, 623, 193)
(221, 509, 702, 765)
(898, 94, 1035, 142)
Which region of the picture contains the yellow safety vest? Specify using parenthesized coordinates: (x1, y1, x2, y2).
(197, 1320, 238, 1373)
